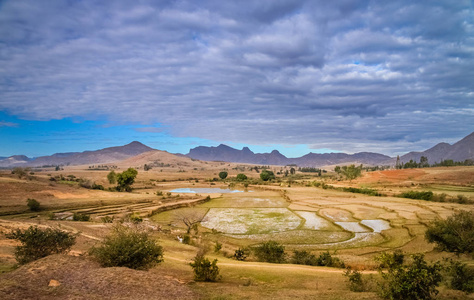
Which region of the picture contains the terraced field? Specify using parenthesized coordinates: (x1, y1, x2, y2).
(150, 185, 472, 254)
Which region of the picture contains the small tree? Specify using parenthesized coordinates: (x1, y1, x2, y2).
(26, 198, 41, 212)
(425, 210, 474, 255)
(116, 168, 138, 192)
(6, 226, 77, 264)
(445, 259, 474, 293)
(344, 268, 365, 292)
(253, 240, 286, 263)
(89, 225, 163, 270)
(260, 170, 275, 181)
(218, 171, 228, 180)
(190, 253, 220, 282)
(236, 173, 247, 181)
(233, 248, 248, 261)
(107, 170, 116, 184)
(175, 209, 205, 234)
(376, 252, 442, 300)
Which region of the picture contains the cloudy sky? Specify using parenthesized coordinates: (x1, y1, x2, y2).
(0, 0, 473, 158)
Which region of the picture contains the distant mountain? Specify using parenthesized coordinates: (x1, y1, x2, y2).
(395, 132, 474, 165)
(0, 141, 154, 167)
(187, 144, 391, 167)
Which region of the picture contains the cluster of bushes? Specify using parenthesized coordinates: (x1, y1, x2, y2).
(291, 250, 345, 268)
(398, 190, 434, 200)
(398, 191, 472, 204)
(341, 187, 384, 196)
(344, 250, 474, 297)
(250, 241, 346, 268)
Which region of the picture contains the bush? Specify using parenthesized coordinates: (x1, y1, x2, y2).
(425, 210, 474, 254)
(376, 252, 442, 300)
(316, 251, 345, 268)
(26, 198, 41, 211)
(73, 212, 90, 222)
(89, 225, 163, 270)
(101, 216, 114, 223)
(399, 190, 433, 200)
(260, 170, 275, 181)
(291, 250, 317, 266)
(190, 253, 220, 282)
(445, 259, 474, 293)
(233, 248, 248, 261)
(6, 226, 77, 264)
(253, 241, 286, 263)
(236, 173, 247, 181)
(128, 213, 143, 224)
(214, 241, 222, 253)
(218, 171, 228, 180)
(344, 268, 365, 292)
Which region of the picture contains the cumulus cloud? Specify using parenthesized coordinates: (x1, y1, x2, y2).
(0, 0, 472, 155)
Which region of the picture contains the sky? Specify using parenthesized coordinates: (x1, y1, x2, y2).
(0, 0, 473, 158)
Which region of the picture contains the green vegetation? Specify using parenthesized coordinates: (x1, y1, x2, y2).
(218, 171, 228, 180)
(190, 253, 220, 282)
(444, 259, 474, 293)
(376, 252, 442, 300)
(253, 240, 286, 263)
(398, 190, 433, 200)
(73, 212, 90, 221)
(425, 210, 474, 255)
(236, 173, 247, 181)
(334, 164, 362, 181)
(128, 213, 143, 224)
(260, 170, 275, 181)
(26, 198, 41, 211)
(107, 170, 116, 184)
(6, 226, 77, 264)
(116, 168, 138, 192)
(89, 225, 163, 270)
(344, 268, 366, 292)
(233, 248, 248, 261)
(342, 187, 383, 196)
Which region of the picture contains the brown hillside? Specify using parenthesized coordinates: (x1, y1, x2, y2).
(0, 254, 197, 300)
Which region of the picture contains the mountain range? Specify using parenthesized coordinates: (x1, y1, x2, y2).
(1, 132, 472, 168)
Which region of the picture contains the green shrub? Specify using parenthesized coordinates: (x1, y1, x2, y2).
(182, 234, 191, 245)
(291, 250, 317, 266)
(316, 251, 345, 268)
(233, 248, 248, 261)
(260, 170, 275, 181)
(73, 212, 90, 221)
(6, 226, 76, 264)
(26, 198, 41, 211)
(89, 225, 163, 270)
(445, 259, 474, 293)
(253, 241, 286, 263)
(399, 190, 433, 200)
(190, 253, 220, 282)
(218, 171, 228, 180)
(236, 173, 247, 181)
(129, 213, 143, 224)
(344, 268, 365, 292)
(341, 187, 383, 196)
(425, 210, 474, 254)
(214, 241, 222, 253)
(376, 252, 442, 300)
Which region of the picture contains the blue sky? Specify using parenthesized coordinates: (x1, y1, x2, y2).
(0, 1, 473, 158)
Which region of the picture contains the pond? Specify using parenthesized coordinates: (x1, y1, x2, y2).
(170, 188, 247, 194)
